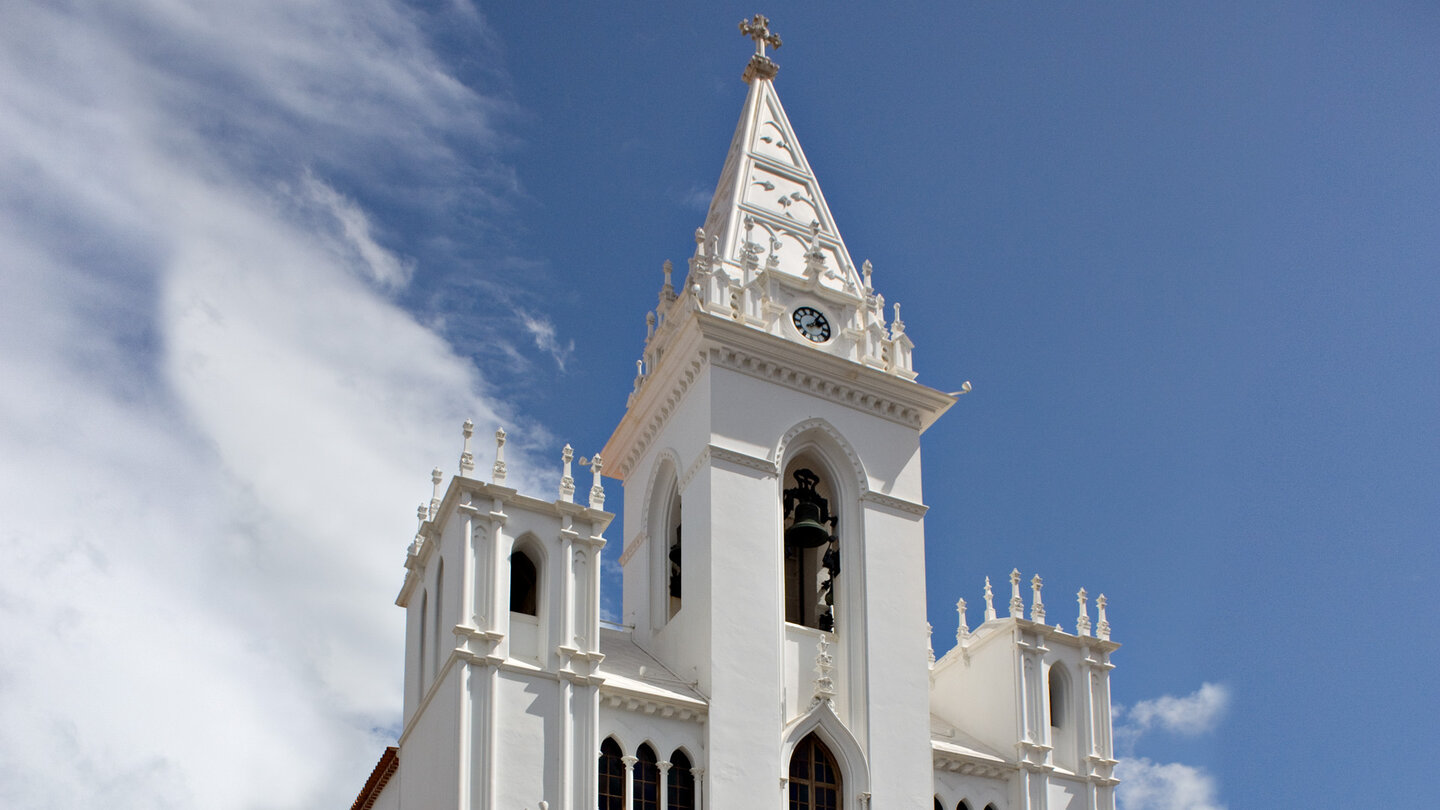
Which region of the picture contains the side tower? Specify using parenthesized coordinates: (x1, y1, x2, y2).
(602, 18, 954, 810)
(393, 427, 613, 810)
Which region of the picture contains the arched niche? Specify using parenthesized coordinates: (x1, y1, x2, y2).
(507, 534, 547, 664)
(776, 420, 864, 633)
(1048, 661, 1077, 771)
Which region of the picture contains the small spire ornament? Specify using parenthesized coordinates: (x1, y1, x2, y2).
(956, 598, 969, 642)
(1030, 574, 1046, 623)
(459, 419, 475, 477)
(1076, 588, 1091, 637)
(587, 453, 606, 509)
(927, 622, 935, 665)
(983, 576, 997, 621)
(558, 444, 575, 503)
(1009, 569, 1024, 618)
(429, 467, 443, 518)
(660, 259, 675, 304)
(1096, 594, 1111, 641)
(492, 428, 507, 483)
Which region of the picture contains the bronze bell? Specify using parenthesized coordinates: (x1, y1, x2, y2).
(785, 499, 832, 549)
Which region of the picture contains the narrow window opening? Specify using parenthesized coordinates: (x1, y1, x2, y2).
(510, 549, 538, 615)
(634, 744, 660, 810)
(432, 559, 444, 678)
(1049, 666, 1067, 728)
(598, 737, 625, 810)
(668, 750, 695, 810)
(958, 802, 973, 810)
(667, 487, 682, 619)
(417, 589, 428, 693)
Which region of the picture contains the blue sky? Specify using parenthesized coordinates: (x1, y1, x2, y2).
(1, 2, 1436, 809)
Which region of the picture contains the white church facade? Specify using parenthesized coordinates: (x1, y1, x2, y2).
(352, 18, 1120, 810)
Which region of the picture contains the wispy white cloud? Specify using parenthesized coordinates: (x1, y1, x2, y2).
(1114, 684, 1230, 810)
(520, 310, 575, 371)
(1121, 682, 1230, 737)
(1117, 758, 1226, 810)
(0, 1, 550, 808)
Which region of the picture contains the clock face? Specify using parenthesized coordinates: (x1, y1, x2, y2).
(792, 306, 831, 343)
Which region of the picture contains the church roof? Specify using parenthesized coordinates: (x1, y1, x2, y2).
(597, 627, 708, 709)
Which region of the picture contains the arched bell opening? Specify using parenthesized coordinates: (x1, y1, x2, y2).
(782, 453, 841, 632)
(645, 453, 683, 631)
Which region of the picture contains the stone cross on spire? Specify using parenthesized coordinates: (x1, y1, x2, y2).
(739, 14, 782, 56)
(739, 14, 781, 82)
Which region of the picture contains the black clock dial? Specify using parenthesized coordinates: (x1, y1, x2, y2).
(792, 307, 831, 343)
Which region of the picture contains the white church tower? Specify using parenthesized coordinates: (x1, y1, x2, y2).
(354, 17, 1121, 810)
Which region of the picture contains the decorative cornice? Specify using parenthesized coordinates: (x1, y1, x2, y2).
(931, 751, 1015, 780)
(858, 490, 928, 517)
(710, 343, 926, 429)
(599, 686, 708, 723)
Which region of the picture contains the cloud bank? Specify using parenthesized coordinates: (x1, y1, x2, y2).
(0, 1, 552, 808)
(1115, 683, 1230, 810)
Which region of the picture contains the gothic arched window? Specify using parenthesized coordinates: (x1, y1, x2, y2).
(668, 749, 695, 810)
(1049, 664, 1068, 729)
(634, 744, 660, 810)
(666, 485, 682, 619)
(984, 804, 999, 810)
(935, 798, 944, 810)
(788, 733, 841, 810)
(598, 737, 625, 810)
(957, 802, 972, 810)
(510, 549, 538, 615)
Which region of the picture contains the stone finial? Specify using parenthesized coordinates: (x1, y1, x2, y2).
(1096, 594, 1111, 641)
(810, 636, 835, 709)
(891, 302, 905, 336)
(588, 453, 606, 509)
(927, 622, 935, 666)
(661, 259, 675, 303)
(429, 467, 443, 518)
(459, 419, 475, 477)
(1009, 569, 1024, 618)
(741, 216, 761, 273)
(956, 598, 969, 641)
(646, 310, 656, 340)
(492, 428, 507, 483)
(767, 236, 781, 271)
(983, 576, 997, 621)
(1030, 574, 1046, 623)
(633, 359, 645, 392)
(1076, 588, 1092, 637)
(558, 444, 575, 503)
(861, 259, 873, 293)
(415, 503, 428, 530)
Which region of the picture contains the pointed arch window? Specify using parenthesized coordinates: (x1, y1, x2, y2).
(984, 804, 999, 810)
(598, 737, 625, 810)
(935, 799, 944, 810)
(788, 733, 841, 810)
(957, 802, 972, 810)
(510, 549, 538, 615)
(634, 744, 660, 810)
(668, 749, 695, 810)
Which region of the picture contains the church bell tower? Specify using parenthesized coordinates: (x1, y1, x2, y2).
(601, 16, 956, 810)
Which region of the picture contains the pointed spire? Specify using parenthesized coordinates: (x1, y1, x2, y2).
(459, 419, 475, 477)
(1009, 569, 1024, 618)
(1030, 574, 1046, 623)
(558, 444, 575, 503)
(956, 598, 969, 642)
(983, 576, 997, 621)
(1096, 594, 1111, 641)
(926, 622, 935, 666)
(492, 428, 507, 484)
(1076, 588, 1091, 637)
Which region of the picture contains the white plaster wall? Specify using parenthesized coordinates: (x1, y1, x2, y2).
(934, 770, 1010, 810)
(369, 773, 400, 810)
(1047, 775, 1083, 810)
(398, 662, 460, 810)
(494, 671, 559, 810)
(931, 629, 1020, 756)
